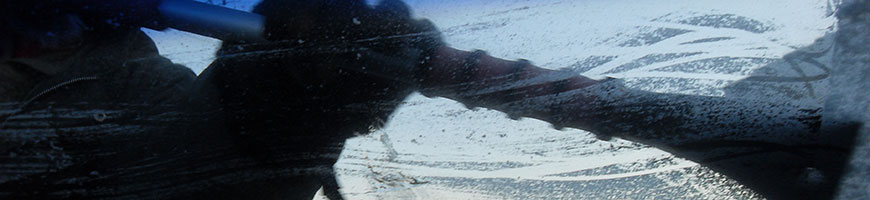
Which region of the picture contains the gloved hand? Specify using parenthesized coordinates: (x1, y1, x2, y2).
(196, 1, 445, 199)
(198, 0, 444, 171)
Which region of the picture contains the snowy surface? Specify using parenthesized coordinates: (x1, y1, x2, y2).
(146, 0, 839, 199)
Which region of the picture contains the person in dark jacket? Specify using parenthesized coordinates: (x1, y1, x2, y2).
(0, 2, 225, 199)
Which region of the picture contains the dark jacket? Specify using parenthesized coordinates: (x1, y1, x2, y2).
(0, 30, 220, 199)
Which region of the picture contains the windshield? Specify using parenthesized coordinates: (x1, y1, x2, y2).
(4, 0, 866, 199)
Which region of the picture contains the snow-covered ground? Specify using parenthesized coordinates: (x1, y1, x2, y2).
(146, 0, 839, 199)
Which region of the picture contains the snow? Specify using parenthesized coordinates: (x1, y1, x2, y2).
(145, 0, 838, 199)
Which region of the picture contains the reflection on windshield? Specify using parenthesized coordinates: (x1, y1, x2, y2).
(3, 0, 867, 199)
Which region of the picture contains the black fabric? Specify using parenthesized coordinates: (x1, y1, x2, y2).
(0, 62, 48, 101)
(0, 29, 213, 199)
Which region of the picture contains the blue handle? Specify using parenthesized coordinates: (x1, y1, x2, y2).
(158, 0, 267, 42)
(22, 0, 267, 42)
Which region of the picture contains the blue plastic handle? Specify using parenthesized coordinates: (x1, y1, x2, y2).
(158, 0, 267, 42)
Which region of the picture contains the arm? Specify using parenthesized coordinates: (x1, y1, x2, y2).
(415, 45, 855, 199)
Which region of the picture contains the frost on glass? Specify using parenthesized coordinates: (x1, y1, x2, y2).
(140, 0, 863, 199)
